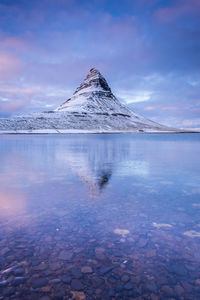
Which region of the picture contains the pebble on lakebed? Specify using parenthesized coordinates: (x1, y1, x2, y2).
(152, 222, 172, 229)
(71, 291, 86, 300)
(81, 266, 93, 273)
(113, 228, 130, 237)
(183, 230, 200, 238)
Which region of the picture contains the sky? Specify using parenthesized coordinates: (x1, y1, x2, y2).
(0, 0, 200, 128)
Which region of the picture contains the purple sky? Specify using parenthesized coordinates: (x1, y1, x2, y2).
(0, 0, 200, 128)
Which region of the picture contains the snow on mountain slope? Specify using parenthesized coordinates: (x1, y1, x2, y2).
(54, 68, 159, 126)
(0, 68, 175, 133)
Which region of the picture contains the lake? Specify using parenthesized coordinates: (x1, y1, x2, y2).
(0, 133, 200, 299)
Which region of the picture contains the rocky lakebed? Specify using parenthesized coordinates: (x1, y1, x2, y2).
(0, 133, 200, 299)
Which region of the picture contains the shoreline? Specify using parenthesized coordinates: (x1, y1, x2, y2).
(0, 129, 199, 134)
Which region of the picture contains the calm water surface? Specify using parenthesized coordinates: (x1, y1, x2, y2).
(0, 134, 200, 299)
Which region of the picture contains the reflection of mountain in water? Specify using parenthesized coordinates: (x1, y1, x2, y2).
(98, 170, 112, 189)
(0, 135, 149, 199)
(55, 137, 130, 197)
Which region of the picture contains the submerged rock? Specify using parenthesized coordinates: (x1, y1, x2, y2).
(113, 228, 130, 237)
(183, 230, 200, 238)
(137, 237, 148, 248)
(124, 282, 134, 290)
(152, 222, 172, 229)
(13, 267, 25, 276)
(99, 266, 114, 275)
(61, 275, 72, 284)
(81, 266, 93, 274)
(32, 278, 48, 288)
(71, 267, 82, 279)
(58, 250, 73, 260)
(71, 279, 84, 291)
(13, 276, 26, 286)
(0, 280, 9, 287)
(71, 291, 86, 300)
(95, 247, 106, 260)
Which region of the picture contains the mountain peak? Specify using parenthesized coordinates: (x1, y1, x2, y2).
(54, 68, 119, 112)
(89, 67, 101, 75)
(73, 68, 111, 95)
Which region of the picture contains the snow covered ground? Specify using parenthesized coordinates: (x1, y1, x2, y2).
(0, 110, 175, 133)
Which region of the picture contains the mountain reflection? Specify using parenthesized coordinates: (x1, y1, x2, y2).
(54, 136, 130, 197)
(0, 135, 149, 203)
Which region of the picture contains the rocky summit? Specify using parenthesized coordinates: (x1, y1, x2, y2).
(0, 68, 175, 133)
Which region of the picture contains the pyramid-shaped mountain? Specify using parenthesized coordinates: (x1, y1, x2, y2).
(0, 68, 175, 133)
(55, 68, 131, 115)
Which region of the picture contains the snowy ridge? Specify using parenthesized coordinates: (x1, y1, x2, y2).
(55, 68, 130, 114)
(0, 68, 176, 133)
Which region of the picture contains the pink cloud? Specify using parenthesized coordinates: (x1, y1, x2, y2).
(144, 105, 178, 112)
(0, 99, 27, 114)
(160, 106, 178, 111)
(0, 35, 28, 52)
(0, 52, 22, 79)
(154, 0, 200, 23)
(144, 106, 155, 111)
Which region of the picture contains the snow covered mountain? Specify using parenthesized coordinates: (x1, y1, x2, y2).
(0, 68, 175, 133)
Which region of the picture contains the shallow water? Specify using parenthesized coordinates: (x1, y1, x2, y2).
(0, 133, 200, 299)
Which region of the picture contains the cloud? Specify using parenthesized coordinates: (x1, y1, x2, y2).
(0, 0, 199, 128)
(0, 52, 22, 79)
(154, 0, 200, 23)
(118, 89, 152, 104)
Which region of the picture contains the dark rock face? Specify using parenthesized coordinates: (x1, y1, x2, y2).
(60, 68, 115, 110)
(74, 68, 112, 95)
